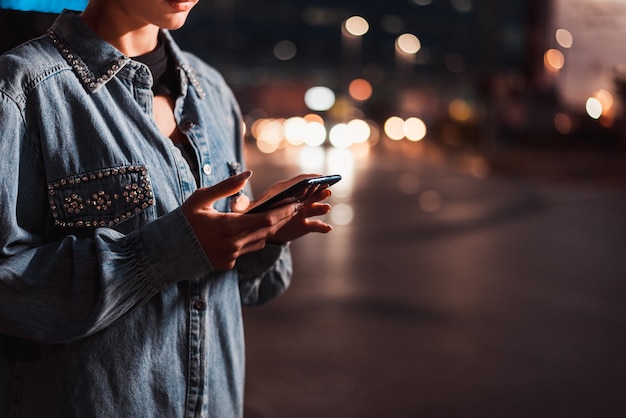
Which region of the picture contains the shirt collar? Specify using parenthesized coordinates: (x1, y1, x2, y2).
(48, 10, 204, 98)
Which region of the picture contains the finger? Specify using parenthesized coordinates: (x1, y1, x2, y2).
(189, 171, 253, 208)
(230, 193, 251, 213)
(304, 187, 332, 204)
(229, 203, 297, 245)
(303, 219, 333, 233)
(298, 202, 331, 218)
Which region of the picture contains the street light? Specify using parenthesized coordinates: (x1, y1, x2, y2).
(341, 16, 369, 88)
(395, 33, 421, 82)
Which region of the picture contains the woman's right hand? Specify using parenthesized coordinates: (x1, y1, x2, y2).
(181, 171, 298, 270)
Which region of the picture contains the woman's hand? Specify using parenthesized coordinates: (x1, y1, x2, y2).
(266, 183, 333, 244)
(182, 171, 298, 270)
(182, 172, 334, 270)
(241, 174, 334, 245)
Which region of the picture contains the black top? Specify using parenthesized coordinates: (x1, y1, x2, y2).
(133, 39, 199, 186)
(133, 38, 180, 97)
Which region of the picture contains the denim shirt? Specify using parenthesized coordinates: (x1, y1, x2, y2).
(0, 10, 292, 418)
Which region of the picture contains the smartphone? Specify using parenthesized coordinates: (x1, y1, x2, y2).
(246, 174, 342, 214)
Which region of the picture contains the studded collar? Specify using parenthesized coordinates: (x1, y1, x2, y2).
(48, 10, 205, 98)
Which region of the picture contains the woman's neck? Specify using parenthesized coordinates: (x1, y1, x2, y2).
(81, 2, 160, 57)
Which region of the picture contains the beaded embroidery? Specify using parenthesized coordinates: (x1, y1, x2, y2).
(48, 165, 154, 228)
(48, 29, 206, 98)
(179, 63, 206, 98)
(48, 29, 128, 92)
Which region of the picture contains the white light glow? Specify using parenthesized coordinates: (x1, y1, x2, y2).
(384, 116, 405, 140)
(347, 119, 371, 144)
(303, 121, 327, 147)
(403, 117, 427, 141)
(329, 203, 354, 226)
(304, 86, 336, 111)
(585, 97, 602, 119)
(555, 28, 573, 49)
(344, 16, 369, 37)
(283, 117, 308, 146)
(329, 123, 354, 149)
(396, 33, 421, 54)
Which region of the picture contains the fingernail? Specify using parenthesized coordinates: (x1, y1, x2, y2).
(236, 170, 253, 181)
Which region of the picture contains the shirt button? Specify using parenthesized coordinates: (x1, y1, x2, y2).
(181, 120, 195, 131)
(202, 164, 212, 176)
(194, 300, 207, 311)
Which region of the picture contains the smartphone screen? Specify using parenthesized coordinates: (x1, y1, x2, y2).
(245, 174, 341, 214)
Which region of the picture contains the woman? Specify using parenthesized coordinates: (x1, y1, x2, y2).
(0, 0, 332, 416)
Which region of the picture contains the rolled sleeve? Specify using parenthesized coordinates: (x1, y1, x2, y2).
(130, 207, 214, 290)
(237, 243, 293, 306)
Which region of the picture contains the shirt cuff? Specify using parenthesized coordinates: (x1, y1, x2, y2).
(236, 242, 289, 279)
(130, 207, 214, 290)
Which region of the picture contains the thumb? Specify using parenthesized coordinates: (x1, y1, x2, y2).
(186, 170, 253, 209)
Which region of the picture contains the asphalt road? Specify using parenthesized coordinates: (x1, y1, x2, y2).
(242, 141, 626, 418)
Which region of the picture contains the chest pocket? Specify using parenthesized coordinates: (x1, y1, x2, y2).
(47, 165, 154, 229)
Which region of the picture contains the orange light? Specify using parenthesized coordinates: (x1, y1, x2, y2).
(544, 49, 564, 72)
(303, 113, 324, 124)
(554, 113, 572, 134)
(348, 78, 373, 101)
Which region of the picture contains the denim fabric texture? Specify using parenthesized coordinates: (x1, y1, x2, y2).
(0, 10, 292, 417)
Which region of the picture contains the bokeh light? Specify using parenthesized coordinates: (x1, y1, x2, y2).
(403, 117, 427, 141)
(554, 112, 572, 134)
(344, 16, 369, 37)
(585, 97, 602, 119)
(283, 117, 308, 146)
(555, 28, 573, 49)
(303, 121, 327, 147)
(384, 116, 406, 140)
(396, 33, 421, 55)
(448, 99, 473, 122)
(544, 49, 565, 72)
(594, 89, 613, 112)
(329, 203, 354, 226)
(329, 123, 353, 149)
(254, 118, 285, 154)
(348, 78, 373, 101)
(383, 116, 429, 142)
(347, 119, 371, 144)
(304, 86, 336, 111)
(273, 40, 297, 61)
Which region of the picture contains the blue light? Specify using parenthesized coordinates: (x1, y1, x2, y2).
(0, 0, 88, 13)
